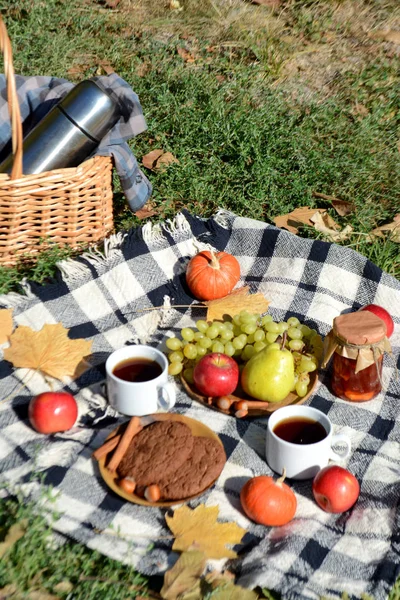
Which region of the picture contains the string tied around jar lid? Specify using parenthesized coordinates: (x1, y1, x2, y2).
(322, 312, 395, 387)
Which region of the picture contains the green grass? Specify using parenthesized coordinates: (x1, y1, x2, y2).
(0, 0, 399, 293)
(0, 493, 153, 599)
(0, 0, 399, 597)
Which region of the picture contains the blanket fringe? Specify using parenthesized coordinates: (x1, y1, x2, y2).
(213, 209, 236, 229)
(0, 211, 226, 303)
(163, 212, 192, 237)
(0, 278, 37, 308)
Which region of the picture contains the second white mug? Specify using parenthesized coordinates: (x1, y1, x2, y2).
(266, 405, 351, 480)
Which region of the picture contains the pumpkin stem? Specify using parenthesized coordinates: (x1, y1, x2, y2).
(277, 467, 287, 485)
(208, 248, 221, 270)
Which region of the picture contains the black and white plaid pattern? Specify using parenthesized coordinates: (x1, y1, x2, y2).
(0, 211, 399, 600)
(0, 73, 152, 211)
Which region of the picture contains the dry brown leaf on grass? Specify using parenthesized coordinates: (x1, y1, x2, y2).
(135, 61, 152, 77)
(96, 59, 115, 75)
(177, 47, 196, 63)
(170, 0, 183, 11)
(251, 0, 281, 7)
(368, 30, 400, 45)
(3, 323, 92, 380)
(134, 201, 158, 219)
(166, 504, 246, 559)
(161, 551, 205, 600)
(312, 191, 355, 216)
(273, 207, 326, 234)
(0, 519, 28, 558)
(274, 207, 353, 241)
(0, 308, 13, 344)
(310, 212, 353, 242)
(211, 585, 258, 600)
(205, 286, 270, 321)
(369, 215, 400, 243)
(142, 149, 179, 171)
(27, 592, 60, 600)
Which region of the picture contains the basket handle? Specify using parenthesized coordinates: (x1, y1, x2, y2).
(0, 16, 23, 180)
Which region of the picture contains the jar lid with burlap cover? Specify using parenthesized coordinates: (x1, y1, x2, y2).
(322, 311, 392, 374)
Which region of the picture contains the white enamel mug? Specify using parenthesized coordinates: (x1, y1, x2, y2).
(266, 405, 351, 480)
(105, 345, 176, 416)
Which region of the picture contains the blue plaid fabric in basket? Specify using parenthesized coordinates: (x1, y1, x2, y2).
(0, 72, 152, 211)
(0, 210, 399, 600)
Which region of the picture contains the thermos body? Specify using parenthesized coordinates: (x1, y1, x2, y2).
(0, 80, 121, 175)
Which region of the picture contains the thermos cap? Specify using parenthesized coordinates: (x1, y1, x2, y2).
(59, 79, 121, 142)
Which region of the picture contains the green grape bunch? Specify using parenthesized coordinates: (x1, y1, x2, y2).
(165, 311, 324, 398)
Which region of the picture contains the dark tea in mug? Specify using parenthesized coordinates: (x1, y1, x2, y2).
(112, 357, 162, 383)
(273, 417, 327, 445)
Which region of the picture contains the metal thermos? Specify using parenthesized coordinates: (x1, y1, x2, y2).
(0, 79, 121, 175)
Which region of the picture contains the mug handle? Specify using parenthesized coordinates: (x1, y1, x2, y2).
(329, 433, 351, 461)
(158, 382, 176, 411)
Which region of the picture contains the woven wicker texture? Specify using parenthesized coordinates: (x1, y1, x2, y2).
(0, 16, 113, 266)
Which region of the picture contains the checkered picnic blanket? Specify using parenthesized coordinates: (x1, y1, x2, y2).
(1, 210, 399, 600)
(0, 73, 152, 211)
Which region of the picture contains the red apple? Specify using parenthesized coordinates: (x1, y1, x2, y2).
(359, 304, 394, 338)
(28, 392, 78, 434)
(193, 353, 239, 397)
(312, 465, 360, 514)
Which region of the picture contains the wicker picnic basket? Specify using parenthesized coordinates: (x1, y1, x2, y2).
(0, 17, 114, 266)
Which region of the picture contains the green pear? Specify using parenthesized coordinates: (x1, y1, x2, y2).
(241, 344, 295, 402)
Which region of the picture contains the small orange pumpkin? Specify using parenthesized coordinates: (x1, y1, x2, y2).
(240, 471, 297, 527)
(186, 250, 240, 301)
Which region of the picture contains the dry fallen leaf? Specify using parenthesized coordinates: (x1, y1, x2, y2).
(96, 59, 115, 75)
(4, 323, 92, 380)
(53, 581, 74, 594)
(166, 504, 246, 559)
(251, 0, 281, 7)
(0, 308, 13, 344)
(0, 584, 18, 597)
(310, 212, 353, 242)
(211, 584, 259, 600)
(134, 202, 158, 220)
(177, 47, 196, 63)
(369, 215, 400, 243)
(27, 592, 60, 600)
(142, 149, 179, 171)
(170, 0, 183, 10)
(161, 551, 206, 600)
(206, 570, 235, 588)
(100, 0, 121, 7)
(273, 207, 326, 234)
(0, 519, 28, 558)
(368, 30, 400, 45)
(205, 286, 270, 321)
(135, 61, 152, 77)
(312, 191, 355, 216)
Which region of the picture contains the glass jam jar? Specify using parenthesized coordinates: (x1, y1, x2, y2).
(322, 311, 391, 402)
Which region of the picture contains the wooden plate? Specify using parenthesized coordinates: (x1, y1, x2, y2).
(97, 413, 226, 508)
(180, 371, 318, 418)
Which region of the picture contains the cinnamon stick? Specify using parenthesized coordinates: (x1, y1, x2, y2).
(92, 434, 121, 461)
(107, 417, 142, 473)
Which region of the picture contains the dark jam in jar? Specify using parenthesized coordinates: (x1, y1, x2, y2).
(323, 311, 389, 403)
(331, 353, 383, 402)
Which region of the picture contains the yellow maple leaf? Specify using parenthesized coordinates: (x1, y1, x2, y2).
(205, 287, 270, 322)
(166, 504, 246, 560)
(3, 323, 92, 380)
(0, 308, 13, 344)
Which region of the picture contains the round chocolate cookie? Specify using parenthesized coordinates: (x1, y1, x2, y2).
(117, 420, 194, 486)
(158, 436, 226, 500)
